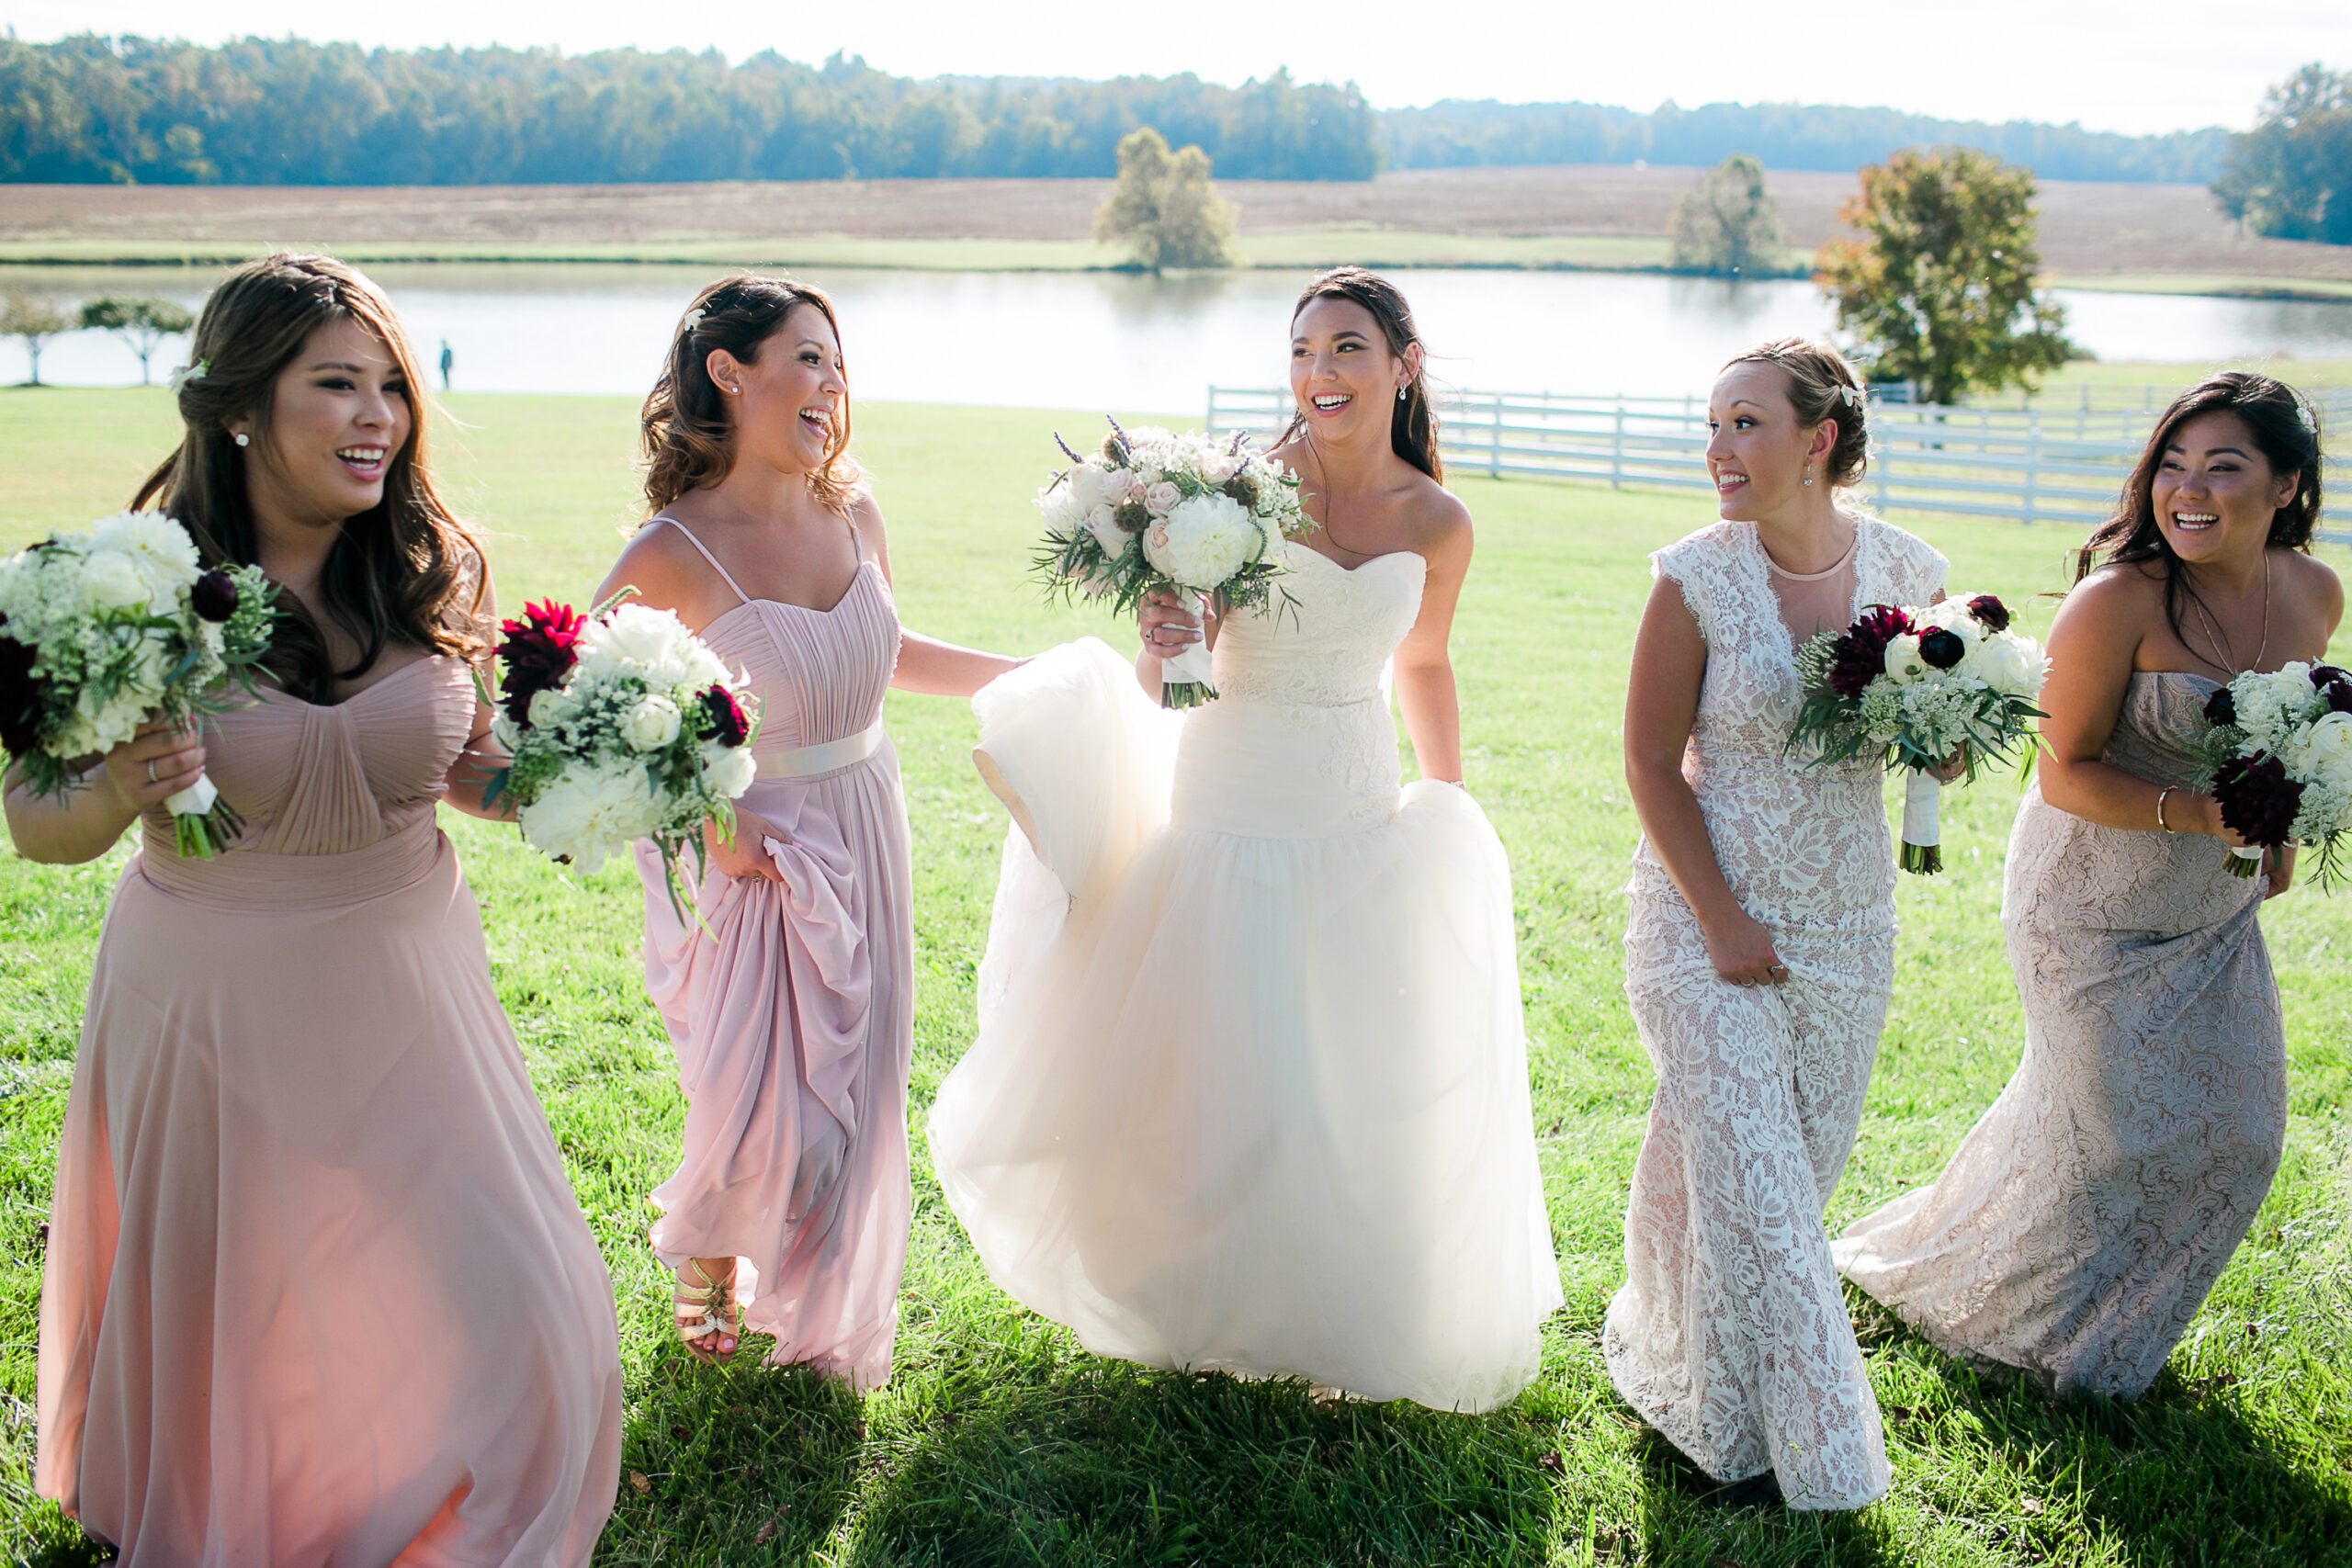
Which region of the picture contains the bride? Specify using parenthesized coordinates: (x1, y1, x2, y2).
(927, 266, 1562, 1411)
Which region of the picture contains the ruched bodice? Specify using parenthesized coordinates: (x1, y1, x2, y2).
(2105, 670, 2214, 787)
(699, 561, 899, 763)
(1178, 544, 1428, 840)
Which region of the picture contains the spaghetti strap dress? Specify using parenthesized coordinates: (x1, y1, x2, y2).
(36, 655, 624, 1566)
(630, 518, 914, 1388)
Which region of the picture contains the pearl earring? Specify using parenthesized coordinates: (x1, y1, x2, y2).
(1396, 384, 1408, 402)
(233, 433, 250, 447)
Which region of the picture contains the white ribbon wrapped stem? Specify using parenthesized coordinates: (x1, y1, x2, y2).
(1159, 591, 1215, 692)
(164, 772, 218, 818)
(1900, 768, 1942, 874)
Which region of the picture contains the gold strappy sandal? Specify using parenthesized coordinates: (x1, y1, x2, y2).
(673, 1257, 741, 1364)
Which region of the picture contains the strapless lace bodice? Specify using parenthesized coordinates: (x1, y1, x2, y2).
(1211, 543, 1426, 707)
(1176, 543, 1428, 839)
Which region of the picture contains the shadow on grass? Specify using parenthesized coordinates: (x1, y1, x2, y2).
(838, 1352, 1561, 1568)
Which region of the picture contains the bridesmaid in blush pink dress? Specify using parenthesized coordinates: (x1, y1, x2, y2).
(14, 256, 621, 1563)
(601, 274, 1021, 1386)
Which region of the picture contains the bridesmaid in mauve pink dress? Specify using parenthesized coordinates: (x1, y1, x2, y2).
(13, 255, 621, 1564)
(606, 274, 1021, 1386)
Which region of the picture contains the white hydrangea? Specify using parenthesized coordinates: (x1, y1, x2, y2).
(516, 757, 662, 874)
(1144, 493, 1260, 591)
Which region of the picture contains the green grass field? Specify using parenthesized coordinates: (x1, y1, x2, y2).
(2, 388, 2348, 1566)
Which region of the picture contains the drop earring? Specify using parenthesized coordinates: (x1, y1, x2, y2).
(1396, 384, 1408, 401)
(1802, 461, 1814, 488)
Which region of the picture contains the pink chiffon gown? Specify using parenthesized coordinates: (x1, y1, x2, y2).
(36, 655, 624, 1566)
(630, 519, 913, 1389)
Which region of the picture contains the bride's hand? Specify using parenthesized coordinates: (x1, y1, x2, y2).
(704, 807, 784, 882)
(1137, 589, 1202, 665)
(1702, 908, 1790, 987)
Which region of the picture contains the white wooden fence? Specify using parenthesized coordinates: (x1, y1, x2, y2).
(1204, 385, 2352, 542)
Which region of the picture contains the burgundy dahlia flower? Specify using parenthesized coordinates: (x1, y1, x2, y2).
(2312, 665, 2352, 715)
(2212, 751, 2303, 847)
(1826, 604, 1916, 698)
(1918, 626, 1967, 671)
(493, 598, 586, 726)
(0, 616, 43, 758)
(2203, 685, 2238, 727)
(700, 684, 751, 748)
(189, 569, 240, 624)
(1965, 593, 2012, 632)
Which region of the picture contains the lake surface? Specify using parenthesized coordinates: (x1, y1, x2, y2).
(10, 264, 2352, 411)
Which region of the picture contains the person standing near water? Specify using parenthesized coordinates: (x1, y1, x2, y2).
(438, 337, 454, 391)
(598, 274, 1024, 1383)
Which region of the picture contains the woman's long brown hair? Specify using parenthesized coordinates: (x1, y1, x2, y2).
(132, 253, 487, 702)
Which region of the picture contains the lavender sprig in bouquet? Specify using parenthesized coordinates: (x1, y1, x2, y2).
(1032, 417, 1317, 708)
(1789, 593, 2049, 874)
(2193, 662, 2352, 886)
(0, 512, 277, 858)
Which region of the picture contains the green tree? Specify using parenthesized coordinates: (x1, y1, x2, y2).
(1669, 152, 1784, 276)
(1092, 127, 1238, 273)
(2214, 64, 2352, 245)
(2, 289, 71, 385)
(1817, 147, 2071, 405)
(79, 295, 194, 385)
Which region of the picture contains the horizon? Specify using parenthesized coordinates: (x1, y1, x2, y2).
(6, 0, 2346, 141)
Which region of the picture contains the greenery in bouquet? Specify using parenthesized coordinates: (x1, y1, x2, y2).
(0, 511, 277, 858)
(486, 593, 761, 916)
(1030, 416, 1317, 706)
(2193, 662, 2352, 886)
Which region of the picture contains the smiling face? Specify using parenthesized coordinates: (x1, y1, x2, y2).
(2151, 410, 2300, 568)
(711, 302, 846, 477)
(1704, 361, 1834, 521)
(1290, 296, 1419, 442)
(235, 316, 413, 530)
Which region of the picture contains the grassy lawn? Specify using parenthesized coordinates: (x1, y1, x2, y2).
(2, 387, 2348, 1565)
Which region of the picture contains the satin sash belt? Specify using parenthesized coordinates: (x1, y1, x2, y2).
(755, 718, 888, 781)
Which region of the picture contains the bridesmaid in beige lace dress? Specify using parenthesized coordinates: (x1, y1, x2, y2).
(12, 256, 621, 1562)
(596, 275, 1021, 1385)
(1838, 372, 2342, 1399)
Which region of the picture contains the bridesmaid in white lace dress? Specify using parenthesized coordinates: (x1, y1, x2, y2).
(1610, 340, 1946, 1509)
(1837, 373, 2341, 1398)
(928, 268, 1561, 1412)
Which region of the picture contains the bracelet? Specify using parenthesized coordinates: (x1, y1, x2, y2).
(2156, 785, 2177, 834)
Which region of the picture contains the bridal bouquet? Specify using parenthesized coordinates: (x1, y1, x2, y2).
(0, 511, 277, 858)
(1791, 593, 2049, 874)
(2193, 662, 2352, 886)
(1032, 417, 1315, 707)
(485, 595, 760, 910)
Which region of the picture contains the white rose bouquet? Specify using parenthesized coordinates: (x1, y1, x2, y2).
(2193, 662, 2352, 886)
(0, 511, 277, 858)
(1790, 593, 2050, 874)
(484, 593, 760, 913)
(1032, 416, 1316, 707)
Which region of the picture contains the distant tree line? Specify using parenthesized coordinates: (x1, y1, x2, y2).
(0, 34, 2246, 188)
(1381, 99, 2232, 184)
(2214, 63, 2352, 246)
(0, 37, 1378, 184)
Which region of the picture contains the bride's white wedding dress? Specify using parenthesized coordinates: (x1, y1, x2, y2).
(928, 540, 1562, 1412)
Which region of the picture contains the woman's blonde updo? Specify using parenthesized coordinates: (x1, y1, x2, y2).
(1722, 337, 1871, 489)
(640, 273, 863, 516)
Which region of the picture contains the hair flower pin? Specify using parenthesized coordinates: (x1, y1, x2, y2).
(1838, 383, 1864, 410)
(683, 307, 706, 332)
(2295, 400, 2318, 435)
(167, 359, 209, 394)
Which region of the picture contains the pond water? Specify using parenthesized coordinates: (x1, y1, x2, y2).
(9, 263, 2352, 411)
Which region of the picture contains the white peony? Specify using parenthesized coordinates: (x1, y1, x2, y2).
(1917, 598, 1983, 646)
(2295, 709, 2352, 788)
(528, 686, 572, 727)
(1037, 484, 1087, 542)
(1144, 493, 1258, 591)
(703, 743, 757, 799)
(1971, 633, 2048, 700)
(81, 550, 150, 613)
(516, 758, 662, 874)
(1072, 464, 1119, 512)
(1883, 633, 1928, 685)
(1143, 480, 1183, 517)
(624, 694, 682, 751)
(582, 603, 690, 673)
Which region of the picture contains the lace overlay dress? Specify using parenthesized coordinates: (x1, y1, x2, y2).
(1604, 515, 1944, 1509)
(928, 542, 1563, 1413)
(1834, 672, 2286, 1399)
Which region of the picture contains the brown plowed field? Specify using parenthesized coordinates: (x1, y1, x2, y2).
(6, 165, 2348, 283)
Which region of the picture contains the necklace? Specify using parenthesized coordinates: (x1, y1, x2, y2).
(2188, 548, 2271, 673)
(1761, 518, 1859, 581)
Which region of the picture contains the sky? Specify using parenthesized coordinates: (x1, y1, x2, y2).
(6, 1, 2348, 138)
